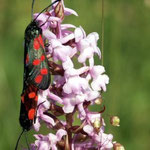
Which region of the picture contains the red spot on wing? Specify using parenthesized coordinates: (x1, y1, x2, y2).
(28, 92, 36, 99)
(33, 59, 40, 66)
(38, 35, 44, 49)
(34, 38, 40, 50)
(40, 68, 48, 75)
(40, 55, 45, 61)
(35, 75, 43, 84)
(35, 95, 38, 101)
(28, 109, 35, 120)
(26, 54, 29, 64)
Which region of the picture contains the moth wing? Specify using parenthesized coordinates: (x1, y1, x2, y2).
(20, 84, 38, 130)
(24, 34, 50, 90)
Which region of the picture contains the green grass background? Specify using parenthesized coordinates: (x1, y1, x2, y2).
(0, 0, 150, 149)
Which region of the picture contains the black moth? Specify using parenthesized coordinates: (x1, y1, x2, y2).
(15, 0, 60, 150)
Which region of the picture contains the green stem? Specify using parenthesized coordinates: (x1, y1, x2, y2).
(101, 0, 104, 66)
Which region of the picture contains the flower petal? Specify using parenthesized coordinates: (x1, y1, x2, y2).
(64, 8, 78, 16)
(56, 129, 67, 141)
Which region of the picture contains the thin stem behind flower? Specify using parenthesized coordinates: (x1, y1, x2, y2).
(101, 0, 104, 66)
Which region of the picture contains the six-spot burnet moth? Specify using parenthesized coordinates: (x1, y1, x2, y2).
(15, 0, 61, 149)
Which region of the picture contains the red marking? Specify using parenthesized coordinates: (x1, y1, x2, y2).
(40, 55, 45, 61)
(34, 38, 40, 50)
(33, 59, 40, 66)
(35, 75, 43, 84)
(28, 109, 35, 120)
(38, 35, 44, 49)
(35, 95, 38, 101)
(28, 92, 36, 99)
(40, 68, 48, 75)
(26, 54, 29, 64)
(21, 96, 24, 103)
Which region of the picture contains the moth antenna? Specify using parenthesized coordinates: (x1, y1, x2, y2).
(24, 131, 30, 150)
(40, 14, 50, 27)
(31, 0, 36, 20)
(15, 129, 25, 150)
(33, 0, 61, 21)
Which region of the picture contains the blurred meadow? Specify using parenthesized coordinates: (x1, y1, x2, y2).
(0, 0, 150, 149)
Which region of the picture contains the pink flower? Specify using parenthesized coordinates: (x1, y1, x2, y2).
(90, 65, 109, 91)
(83, 125, 113, 149)
(33, 129, 67, 150)
(26, 0, 123, 149)
(77, 32, 101, 65)
(50, 39, 77, 62)
(33, 90, 56, 132)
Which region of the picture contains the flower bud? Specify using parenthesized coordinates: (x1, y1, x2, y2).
(95, 97, 103, 105)
(113, 143, 125, 150)
(93, 118, 101, 129)
(110, 116, 120, 127)
(55, 1, 64, 20)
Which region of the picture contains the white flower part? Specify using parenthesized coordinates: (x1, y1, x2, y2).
(63, 98, 75, 113)
(86, 73, 92, 81)
(63, 66, 89, 95)
(74, 27, 84, 43)
(77, 32, 100, 64)
(89, 57, 94, 68)
(48, 129, 67, 150)
(63, 76, 89, 94)
(87, 112, 101, 123)
(83, 125, 94, 136)
(36, 141, 50, 150)
(90, 65, 105, 79)
(64, 66, 89, 78)
(79, 26, 86, 38)
(91, 74, 109, 92)
(35, 90, 50, 130)
(62, 57, 74, 70)
(48, 92, 63, 104)
(59, 24, 77, 44)
(48, 133, 58, 147)
(33, 118, 41, 132)
(53, 45, 74, 61)
(34, 129, 67, 150)
(84, 90, 100, 101)
(59, 33, 75, 44)
(61, 24, 76, 30)
(43, 29, 56, 40)
(48, 16, 60, 22)
(78, 46, 94, 63)
(89, 65, 109, 92)
(51, 39, 76, 62)
(78, 103, 86, 120)
(48, 16, 61, 28)
(41, 113, 56, 127)
(87, 32, 101, 57)
(50, 39, 62, 48)
(56, 129, 67, 141)
(38, 90, 50, 109)
(96, 132, 113, 149)
(64, 8, 78, 16)
(63, 94, 86, 113)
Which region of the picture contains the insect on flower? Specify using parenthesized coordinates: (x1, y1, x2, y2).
(15, 0, 61, 149)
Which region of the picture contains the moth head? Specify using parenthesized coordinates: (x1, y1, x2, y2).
(25, 21, 42, 39)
